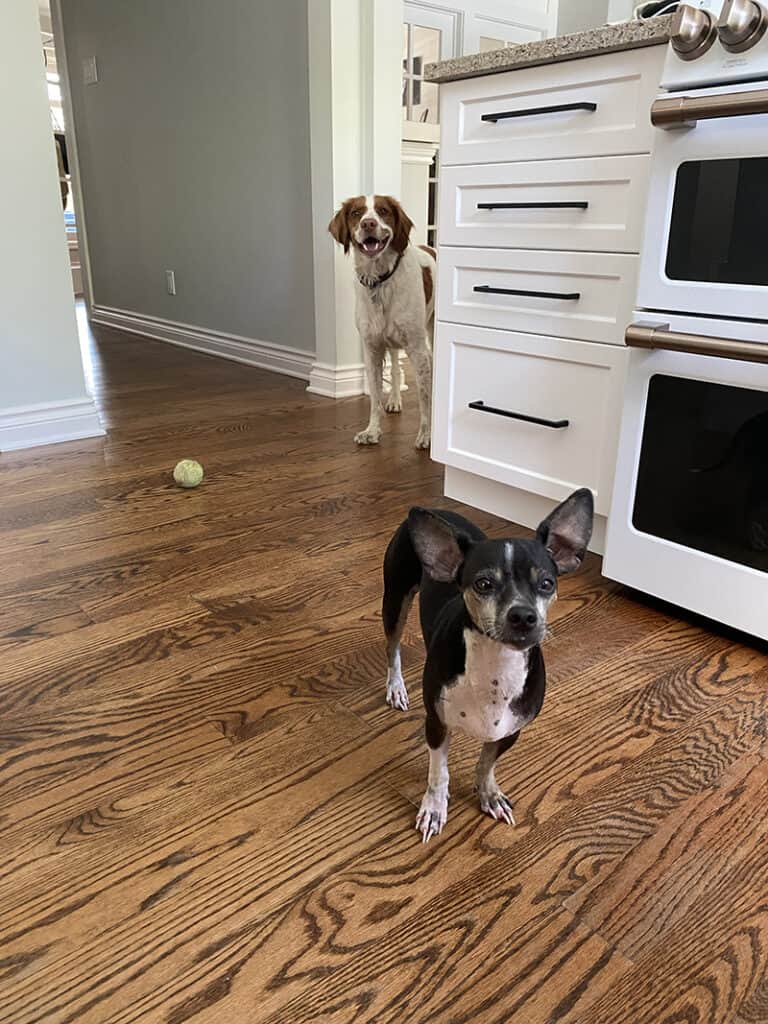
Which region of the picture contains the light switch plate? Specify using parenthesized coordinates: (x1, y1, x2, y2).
(82, 56, 98, 85)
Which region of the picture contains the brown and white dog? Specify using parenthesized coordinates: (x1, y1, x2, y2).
(328, 195, 436, 449)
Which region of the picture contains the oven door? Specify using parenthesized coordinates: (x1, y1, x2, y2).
(604, 315, 768, 641)
(637, 83, 768, 322)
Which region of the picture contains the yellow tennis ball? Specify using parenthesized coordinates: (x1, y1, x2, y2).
(173, 459, 204, 488)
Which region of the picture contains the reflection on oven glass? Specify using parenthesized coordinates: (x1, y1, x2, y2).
(633, 375, 768, 571)
(666, 157, 768, 288)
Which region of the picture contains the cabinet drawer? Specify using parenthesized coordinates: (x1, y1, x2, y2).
(436, 247, 638, 345)
(438, 155, 650, 253)
(439, 46, 663, 166)
(431, 324, 627, 514)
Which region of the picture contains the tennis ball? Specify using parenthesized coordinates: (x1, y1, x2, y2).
(173, 459, 204, 488)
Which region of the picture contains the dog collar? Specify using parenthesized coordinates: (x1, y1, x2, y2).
(357, 251, 403, 290)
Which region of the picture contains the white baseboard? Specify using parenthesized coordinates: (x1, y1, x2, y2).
(306, 361, 366, 399)
(0, 397, 104, 452)
(90, 305, 315, 382)
(306, 353, 408, 400)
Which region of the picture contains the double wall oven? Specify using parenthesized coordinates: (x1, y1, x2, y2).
(604, 0, 768, 640)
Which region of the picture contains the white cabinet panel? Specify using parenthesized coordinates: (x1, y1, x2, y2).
(439, 155, 650, 253)
(437, 247, 639, 345)
(440, 46, 664, 165)
(431, 323, 627, 513)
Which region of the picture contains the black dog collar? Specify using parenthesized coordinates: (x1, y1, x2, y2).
(358, 251, 403, 290)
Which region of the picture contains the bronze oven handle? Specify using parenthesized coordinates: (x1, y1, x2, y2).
(651, 88, 768, 128)
(625, 323, 768, 365)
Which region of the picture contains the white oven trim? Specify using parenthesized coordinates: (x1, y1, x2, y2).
(637, 87, 768, 322)
(604, 313, 768, 641)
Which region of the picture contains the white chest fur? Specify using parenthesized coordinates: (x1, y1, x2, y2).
(440, 630, 530, 743)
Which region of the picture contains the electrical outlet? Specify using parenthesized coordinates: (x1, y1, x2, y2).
(165, 270, 176, 296)
(82, 56, 98, 85)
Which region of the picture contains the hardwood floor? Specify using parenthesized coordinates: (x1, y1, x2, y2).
(1, 315, 767, 1024)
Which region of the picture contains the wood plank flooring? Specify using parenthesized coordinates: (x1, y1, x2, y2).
(1, 314, 767, 1023)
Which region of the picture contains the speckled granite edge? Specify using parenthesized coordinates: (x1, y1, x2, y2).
(425, 15, 674, 83)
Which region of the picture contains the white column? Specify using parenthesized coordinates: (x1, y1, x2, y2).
(0, 0, 102, 451)
(307, 0, 404, 399)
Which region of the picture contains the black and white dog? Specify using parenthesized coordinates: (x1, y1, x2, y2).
(381, 489, 594, 842)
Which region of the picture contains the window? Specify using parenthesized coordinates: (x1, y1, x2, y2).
(402, 22, 441, 125)
(633, 374, 768, 571)
(666, 157, 768, 287)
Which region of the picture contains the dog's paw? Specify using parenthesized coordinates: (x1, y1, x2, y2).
(385, 395, 402, 414)
(414, 429, 431, 450)
(416, 789, 448, 843)
(385, 676, 409, 711)
(354, 428, 381, 446)
(478, 786, 515, 826)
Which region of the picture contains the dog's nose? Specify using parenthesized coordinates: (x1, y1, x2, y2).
(507, 606, 538, 631)
(360, 217, 378, 232)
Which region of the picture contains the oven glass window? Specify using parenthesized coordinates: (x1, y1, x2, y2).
(666, 158, 768, 288)
(633, 374, 768, 572)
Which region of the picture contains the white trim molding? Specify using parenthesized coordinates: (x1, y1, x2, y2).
(307, 361, 366, 399)
(50, 0, 95, 312)
(307, 353, 410, 400)
(90, 305, 315, 381)
(0, 397, 104, 452)
(401, 140, 439, 165)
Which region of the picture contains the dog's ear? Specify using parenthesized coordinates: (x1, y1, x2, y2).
(408, 508, 471, 583)
(536, 488, 594, 575)
(328, 203, 351, 254)
(386, 197, 414, 254)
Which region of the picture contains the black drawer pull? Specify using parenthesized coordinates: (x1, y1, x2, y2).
(481, 101, 597, 123)
(477, 201, 589, 211)
(469, 400, 569, 430)
(474, 284, 581, 301)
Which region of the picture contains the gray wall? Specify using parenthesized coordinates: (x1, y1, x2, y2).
(557, 0, 611, 35)
(60, 0, 316, 352)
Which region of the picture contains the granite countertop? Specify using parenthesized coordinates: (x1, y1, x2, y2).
(425, 14, 674, 83)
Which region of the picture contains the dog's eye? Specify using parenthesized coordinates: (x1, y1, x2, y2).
(539, 577, 555, 594)
(473, 577, 495, 594)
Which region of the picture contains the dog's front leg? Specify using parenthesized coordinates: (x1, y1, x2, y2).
(355, 341, 385, 446)
(475, 734, 519, 825)
(416, 715, 450, 843)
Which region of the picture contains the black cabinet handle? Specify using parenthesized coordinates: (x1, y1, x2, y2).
(477, 201, 589, 210)
(474, 284, 581, 301)
(469, 400, 569, 429)
(481, 101, 597, 123)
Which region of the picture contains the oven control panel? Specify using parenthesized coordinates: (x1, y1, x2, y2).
(662, 0, 768, 90)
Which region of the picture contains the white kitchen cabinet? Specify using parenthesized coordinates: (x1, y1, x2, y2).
(430, 41, 667, 550)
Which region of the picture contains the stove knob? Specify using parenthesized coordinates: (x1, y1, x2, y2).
(718, 0, 768, 52)
(670, 4, 718, 60)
